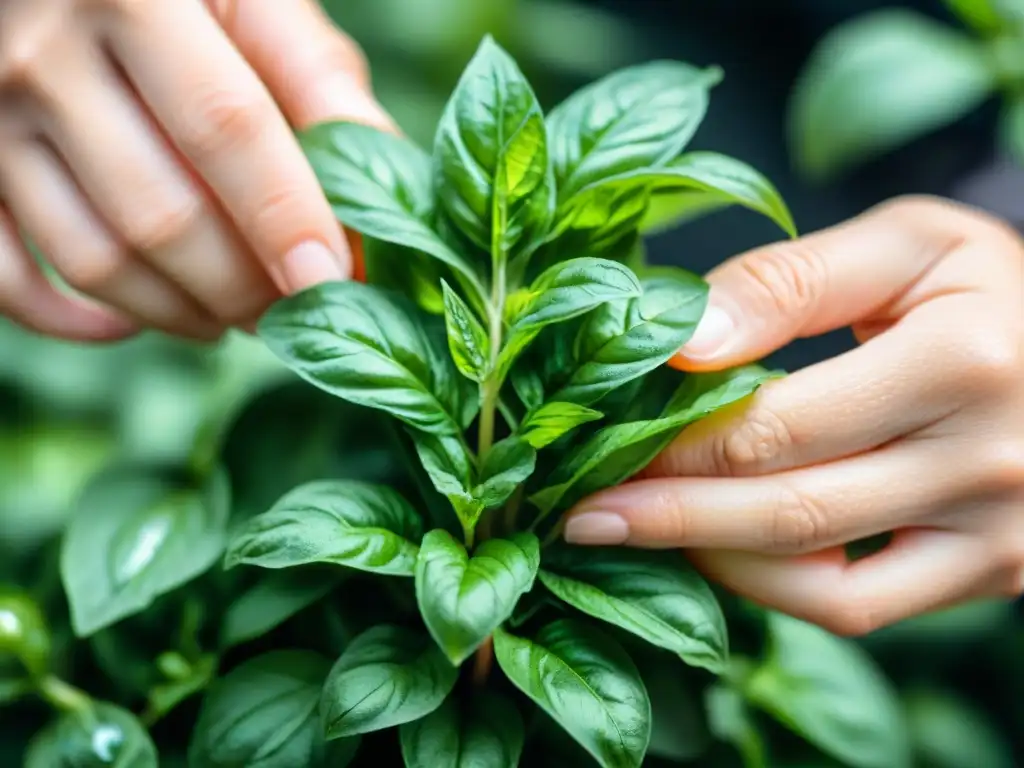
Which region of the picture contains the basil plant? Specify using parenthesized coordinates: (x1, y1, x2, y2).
(17, 35, 919, 768)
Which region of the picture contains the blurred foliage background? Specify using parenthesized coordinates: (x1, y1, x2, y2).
(0, 0, 1021, 764)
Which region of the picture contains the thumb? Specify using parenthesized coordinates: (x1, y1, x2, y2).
(670, 196, 976, 372)
(215, 0, 396, 132)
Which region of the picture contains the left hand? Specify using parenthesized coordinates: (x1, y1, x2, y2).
(562, 195, 1024, 636)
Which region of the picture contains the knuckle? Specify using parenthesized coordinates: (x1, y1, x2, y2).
(769, 483, 830, 553)
(123, 195, 203, 253)
(178, 85, 269, 159)
(977, 439, 1024, 494)
(58, 246, 128, 294)
(715, 406, 795, 476)
(739, 243, 828, 319)
(958, 329, 1020, 395)
(0, 33, 49, 90)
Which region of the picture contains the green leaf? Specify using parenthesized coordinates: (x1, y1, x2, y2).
(548, 61, 722, 202)
(0, 586, 51, 677)
(789, 9, 997, 180)
(519, 401, 603, 450)
(320, 625, 458, 739)
(633, 651, 712, 762)
(224, 480, 423, 577)
(476, 436, 537, 508)
(219, 568, 343, 650)
(494, 619, 651, 768)
(26, 703, 158, 768)
(433, 35, 554, 260)
(574, 153, 796, 239)
(999, 93, 1024, 164)
(745, 612, 912, 768)
(258, 281, 477, 436)
(299, 121, 485, 299)
(904, 688, 1014, 768)
(442, 280, 490, 382)
(500, 258, 643, 372)
(189, 650, 359, 768)
(944, 0, 1024, 34)
(60, 463, 230, 637)
(399, 692, 525, 768)
(531, 365, 776, 514)
(551, 271, 708, 406)
(706, 683, 767, 768)
(539, 547, 727, 673)
(411, 431, 483, 530)
(415, 530, 540, 664)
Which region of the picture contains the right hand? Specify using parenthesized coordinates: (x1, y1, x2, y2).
(0, 0, 394, 341)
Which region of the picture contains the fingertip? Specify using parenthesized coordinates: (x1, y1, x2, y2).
(268, 240, 350, 295)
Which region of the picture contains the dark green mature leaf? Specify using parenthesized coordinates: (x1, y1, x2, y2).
(476, 436, 537, 508)
(219, 568, 344, 650)
(495, 619, 651, 768)
(551, 271, 708, 406)
(540, 547, 727, 673)
(300, 121, 485, 298)
(531, 365, 777, 514)
(519, 402, 603, 450)
(416, 531, 539, 664)
(442, 280, 490, 382)
(400, 693, 525, 768)
(321, 625, 458, 739)
(189, 650, 358, 768)
(745, 612, 912, 768)
(25, 703, 158, 768)
(434, 35, 554, 261)
(547, 61, 721, 202)
(569, 153, 797, 239)
(789, 9, 996, 179)
(60, 463, 230, 637)
(633, 651, 712, 762)
(224, 480, 423, 577)
(258, 281, 477, 436)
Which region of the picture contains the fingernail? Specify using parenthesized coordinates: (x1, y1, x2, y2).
(681, 304, 734, 360)
(271, 241, 347, 294)
(564, 512, 630, 545)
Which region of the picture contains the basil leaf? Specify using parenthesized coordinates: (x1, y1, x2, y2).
(300, 121, 485, 299)
(411, 432, 482, 530)
(633, 651, 712, 762)
(434, 35, 554, 261)
(258, 281, 477, 436)
(224, 480, 423, 577)
(320, 624, 458, 739)
(519, 402, 603, 450)
(219, 568, 343, 650)
(442, 280, 491, 382)
(531, 365, 777, 514)
(572, 153, 796, 239)
(943, 0, 1023, 34)
(548, 61, 721, 202)
(904, 689, 1015, 768)
(706, 683, 767, 768)
(415, 530, 540, 664)
(745, 612, 912, 768)
(26, 703, 158, 768)
(400, 693, 525, 768)
(476, 436, 536, 508)
(551, 271, 708, 407)
(789, 9, 996, 179)
(500, 258, 642, 372)
(494, 619, 651, 768)
(60, 463, 230, 637)
(540, 547, 727, 673)
(189, 650, 358, 768)
(999, 94, 1024, 165)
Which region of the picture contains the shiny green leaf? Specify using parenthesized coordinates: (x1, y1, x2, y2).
(26, 703, 158, 768)
(475, 436, 536, 509)
(400, 693, 524, 768)
(442, 280, 490, 382)
(519, 401, 603, 449)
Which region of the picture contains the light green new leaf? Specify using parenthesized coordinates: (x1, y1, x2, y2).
(551, 271, 709, 407)
(442, 280, 490, 382)
(944, 0, 1024, 34)
(60, 463, 230, 637)
(475, 436, 537, 509)
(189, 651, 359, 768)
(540, 547, 728, 673)
(26, 703, 158, 768)
(531, 365, 777, 514)
(548, 61, 722, 202)
(416, 530, 540, 664)
(299, 121, 485, 298)
(258, 281, 477, 435)
(224, 480, 423, 577)
(494, 619, 651, 768)
(745, 612, 912, 768)
(434, 35, 554, 260)
(789, 9, 997, 179)
(400, 693, 525, 768)
(320, 625, 458, 739)
(411, 432, 483, 531)
(519, 401, 603, 449)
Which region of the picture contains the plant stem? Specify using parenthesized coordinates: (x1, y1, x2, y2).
(38, 675, 92, 715)
(472, 637, 494, 685)
(540, 516, 566, 548)
(502, 485, 525, 536)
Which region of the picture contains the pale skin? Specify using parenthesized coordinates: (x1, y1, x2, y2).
(1, 2, 1021, 635)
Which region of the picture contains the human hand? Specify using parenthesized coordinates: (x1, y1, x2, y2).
(0, 0, 392, 341)
(562, 196, 1024, 635)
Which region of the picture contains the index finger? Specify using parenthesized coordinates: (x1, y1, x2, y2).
(106, 0, 349, 293)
